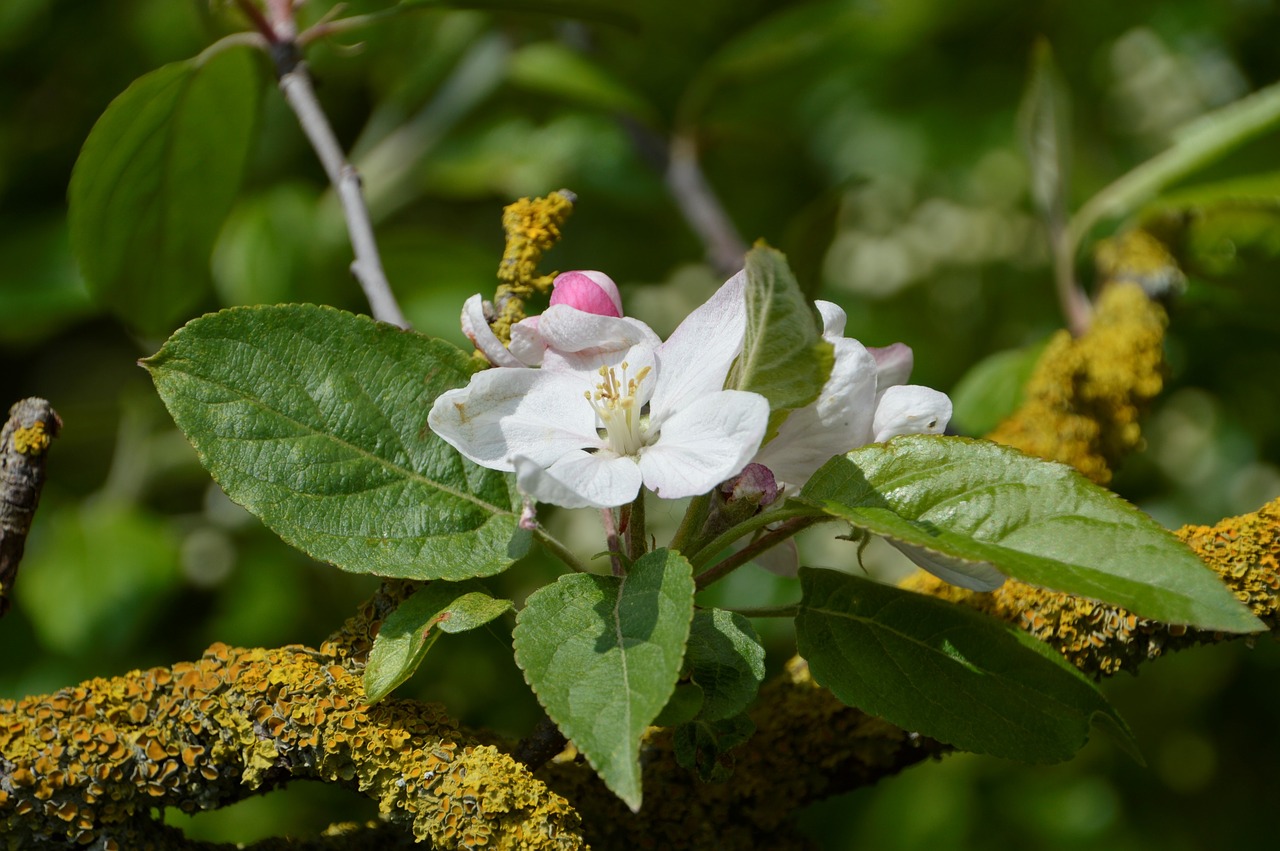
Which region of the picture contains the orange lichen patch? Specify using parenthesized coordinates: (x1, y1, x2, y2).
(10, 421, 53, 455)
(2, 585, 585, 849)
(987, 281, 1167, 485)
(903, 496, 1280, 676)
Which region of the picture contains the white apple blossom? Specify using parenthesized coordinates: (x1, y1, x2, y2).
(429, 271, 768, 509)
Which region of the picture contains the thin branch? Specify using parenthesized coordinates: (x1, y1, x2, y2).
(665, 133, 748, 278)
(277, 63, 410, 328)
(694, 515, 823, 591)
(533, 525, 590, 574)
(601, 508, 624, 576)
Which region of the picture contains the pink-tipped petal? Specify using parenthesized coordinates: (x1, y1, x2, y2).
(868, 342, 914, 392)
(550, 270, 624, 317)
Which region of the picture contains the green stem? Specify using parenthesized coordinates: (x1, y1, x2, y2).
(1067, 78, 1280, 254)
(720, 603, 799, 619)
(626, 493, 647, 561)
(601, 508, 624, 576)
(694, 515, 824, 591)
(689, 507, 824, 572)
(532, 527, 588, 574)
(669, 493, 712, 555)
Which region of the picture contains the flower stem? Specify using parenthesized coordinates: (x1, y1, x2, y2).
(532, 527, 588, 574)
(720, 603, 799, 619)
(694, 515, 824, 591)
(669, 493, 711, 555)
(601, 509, 624, 576)
(688, 507, 824, 572)
(625, 493, 647, 561)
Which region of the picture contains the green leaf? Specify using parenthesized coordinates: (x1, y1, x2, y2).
(364, 581, 513, 704)
(508, 42, 657, 125)
(799, 435, 1264, 633)
(796, 567, 1139, 762)
(1070, 78, 1280, 250)
(1139, 170, 1280, 219)
(653, 682, 705, 727)
(949, 340, 1048, 435)
(673, 714, 756, 782)
(685, 609, 766, 722)
(1017, 40, 1071, 225)
(512, 549, 695, 811)
(143, 304, 528, 580)
(68, 47, 262, 334)
(728, 245, 834, 436)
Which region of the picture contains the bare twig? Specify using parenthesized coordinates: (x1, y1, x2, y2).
(277, 62, 410, 328)
(0, 399, 60, 617)
(236, 0, 410, 328)
(665, 133, 748, 278)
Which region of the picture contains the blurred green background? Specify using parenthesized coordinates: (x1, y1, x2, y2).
(2, 0, 1279, 846)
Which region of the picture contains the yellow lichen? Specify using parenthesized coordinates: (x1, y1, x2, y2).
(474, 190, 576, 354)
(1, 598, 584, 849)
(10, 422, 53, 456)
(986, 280, 1166, 484)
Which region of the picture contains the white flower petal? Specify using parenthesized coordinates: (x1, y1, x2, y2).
(537, 306, 660, 355)
(815, 300, 847, 338)
(888, 539, 1006, 592)
(514, 450, 642, 509)
(753, 337, 878, 488)
(508, 316, 546, 366)
(869, 342, 914, 392)
(428, 368, 600, 470)
(460, 294, 524, 368)
(638, 389, 768, 499)
(648, 270, 747, 424)
(872, 384, 952, 443)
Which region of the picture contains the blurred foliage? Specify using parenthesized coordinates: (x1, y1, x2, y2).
(2, 0, 1279, 846)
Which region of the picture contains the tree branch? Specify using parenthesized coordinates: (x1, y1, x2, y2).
(275, 59, 410, 328)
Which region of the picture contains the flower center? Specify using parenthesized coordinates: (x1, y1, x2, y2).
(586, 361, 652, 456)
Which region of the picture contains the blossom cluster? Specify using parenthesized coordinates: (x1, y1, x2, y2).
(428, 269, 1001, 590)
(432, 270, 947, 503)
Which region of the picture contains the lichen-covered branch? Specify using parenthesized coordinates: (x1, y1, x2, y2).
(0, 583, 582, 850)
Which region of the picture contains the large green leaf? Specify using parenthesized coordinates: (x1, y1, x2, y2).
(364, 581, 513, 704)
(512, 549, 695, 811)
(143, 304, 528, 579)
(796, 568, 1137, 762)
(685, 608, 766, 722)
(728, 246, 834, 435)
(68, 47, 262, 334)
(799, 435, 1263, 633)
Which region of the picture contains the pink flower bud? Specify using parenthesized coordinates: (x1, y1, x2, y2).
(549, 271, 623, 317)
